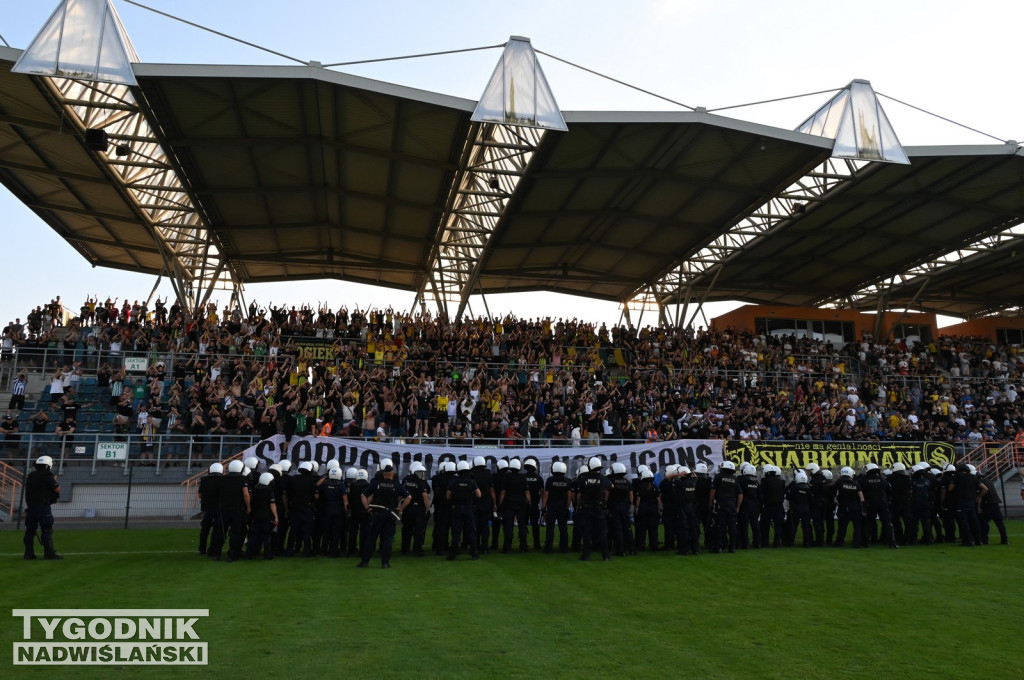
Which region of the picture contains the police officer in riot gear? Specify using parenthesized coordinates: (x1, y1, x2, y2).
(523, 457, 544, 550)
(708, 461, 742, 553)
(490, 459, 508, 551)
(400, 462, 431, 556)
(673, 466, 700, 556)
(359, 458, 411, 568)
(945, 464, 987, 547)
(246, 472, 279, 560)
(833, 467, 865, 548)
(500, 459, 530, 553)
(321, 466, 349, 557)
(23, 455, 62, 560)
(858, 463, 898, 549)
(471, 456, 496, 555)
(806, 463, 826, 547)
(273, 460, 292, 555)
(447, 460, 482, 560)
(907, 462, 934, 545)
(659, 464, 678, 551)
(542, 461, 572, 553)
(694, 462, 713, 550)
(759, 465, 786, 548)
(347, 469, 370, 557)
(218, 459, 251, 562)
(607, 463, 634, 556)
(431, 461, 455, 555)
(737, 462, 761, 549)
(197, 462, 224, 556)
(633, 467, 660, 551)
(575, 457, 611, 561)
(888, 462, 912, 545)
(787, 470, 814, 547)
(286, 461, 319, 557)
(978, 469, 1008, 546)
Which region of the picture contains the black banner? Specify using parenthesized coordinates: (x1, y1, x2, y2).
(724, 440, 956, 469)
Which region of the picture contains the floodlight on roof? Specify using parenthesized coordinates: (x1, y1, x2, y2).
(471, 36, 567, 132)
(796, 80, 908, 165)
(12, 0, 139, 86)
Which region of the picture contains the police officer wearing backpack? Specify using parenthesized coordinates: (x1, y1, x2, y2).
(542, 461, 572, 553)
(23, 455, 62, 560)
(447, 460, 482, 560)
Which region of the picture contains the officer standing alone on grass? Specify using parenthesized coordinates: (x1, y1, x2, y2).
(23, 455, 62, 560)
(359, 458, 411, 568)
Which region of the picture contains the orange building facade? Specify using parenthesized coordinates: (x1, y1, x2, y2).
(711, 305, 938, 346)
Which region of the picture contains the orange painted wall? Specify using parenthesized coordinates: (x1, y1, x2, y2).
(711, 305, 937, 340)
(940, 317, 1024, 341)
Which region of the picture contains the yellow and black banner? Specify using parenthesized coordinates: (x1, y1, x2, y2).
(294, 339, 336, 363)
(725, 440, 956, 470)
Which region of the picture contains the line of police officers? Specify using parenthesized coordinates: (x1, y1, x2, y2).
(194, 454, 1010, 567)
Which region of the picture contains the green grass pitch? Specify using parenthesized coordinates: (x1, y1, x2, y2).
(2, 524, 1021, 679)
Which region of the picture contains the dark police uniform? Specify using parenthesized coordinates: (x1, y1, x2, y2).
(217, 471, 249, 562)
(888, 469, 912, 544)
(272, 469, 289, 555)
(23, 464, 61, 559)
(695, 471, 713, 550)
(759, 472, 786, 548)
(500, 467, 530, 553)
(859, 470, 898, 549)
(246, 482, 277, 559)
(471, 463, 496, 555)
(908, 469, 934, 545)
(400, 472, 430, 556)
(833, 475, 863, 547)
(737, 471, 761, 549)
(524, 465, 545, 550)
(633, 475, 660, 551)
(948, 468, 984, 547)
(321, 476, 348, 557)
(576, 470, 611, 561)
(286, 470, 319, 557)
(978, 475, 1008, 545)
(347, 477, 370, 557)
(607, 474, 634, 556)
(490, 465, 507, 551)
(786, 480, 814, 547)
(939, 469, 957, 543)
(197, 471, 223, 556)
(360, 475, 410, 567)
(431, 466, 454, 555)
(447, 473, 481, 559)
(672, 473, 700, 555)
(543, 471, 571, 553)
(710, 469, 742, 553)
(658, 474, 677, 551)
(809, 470, 826, 547)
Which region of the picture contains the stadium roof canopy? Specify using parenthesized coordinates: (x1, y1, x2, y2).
(2, 43, 1023, 321)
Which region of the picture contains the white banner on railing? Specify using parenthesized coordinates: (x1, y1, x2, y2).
(238, 435, 723, 477)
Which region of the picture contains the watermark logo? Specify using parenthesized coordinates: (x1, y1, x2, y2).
(12, 609, 208, 666)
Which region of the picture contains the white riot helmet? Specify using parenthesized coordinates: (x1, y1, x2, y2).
(327, 459, 341, 471)
(863, 463, 879, 473)
(740, 462, 755, 475)
(356, 469, 369, 481)
(278, 460, 292, 472)
(552, 461, 567, 474)
(524, 457, 538, 470)
(243, 465, 254, 477)
(508, 459, 522, 471)
(967, 464, 978, 475)
(380, 458, 394, 472)
(882, 468, 893, 477)
(497, 459, 509, 471)
(245, 456, 260, 471)
(345, 467, 357, 480)
(694, 463, 708, 475)
(892, 462, 906, 472)
(457, 460, 471, 472)
(228, 460, 245, 473)
(444, 461, 457, 473)
(589, 456, 603, 471)
(473, 456, 487, 468)
(794, 470, 808, 484)
(612, 462, 627, 476)
(943, 463, 956, 473)
(209, 462, 224, 475)
(840, 466, 854, 478)
(268, 463, 283, 475)
(328, 468, 343, 480)
(805, 463, 820, 474)
(258, 472, 274, 486)
(36, 455, 54, 469)
(678, 466, 691, 476)
(930, 467, 942, 476)
(637, 465, 651, 476)
(821, 469, 833, 481)
(665, 464, 679, 477)
(720, 461, 736, 472)
(298, 461, 314, 473)
(640, 468, 654, 480)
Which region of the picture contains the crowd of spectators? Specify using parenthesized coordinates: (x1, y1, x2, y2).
(3, 294, 1024, 452)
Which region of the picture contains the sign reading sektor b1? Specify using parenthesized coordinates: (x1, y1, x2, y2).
(725, 440, 956, 470)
